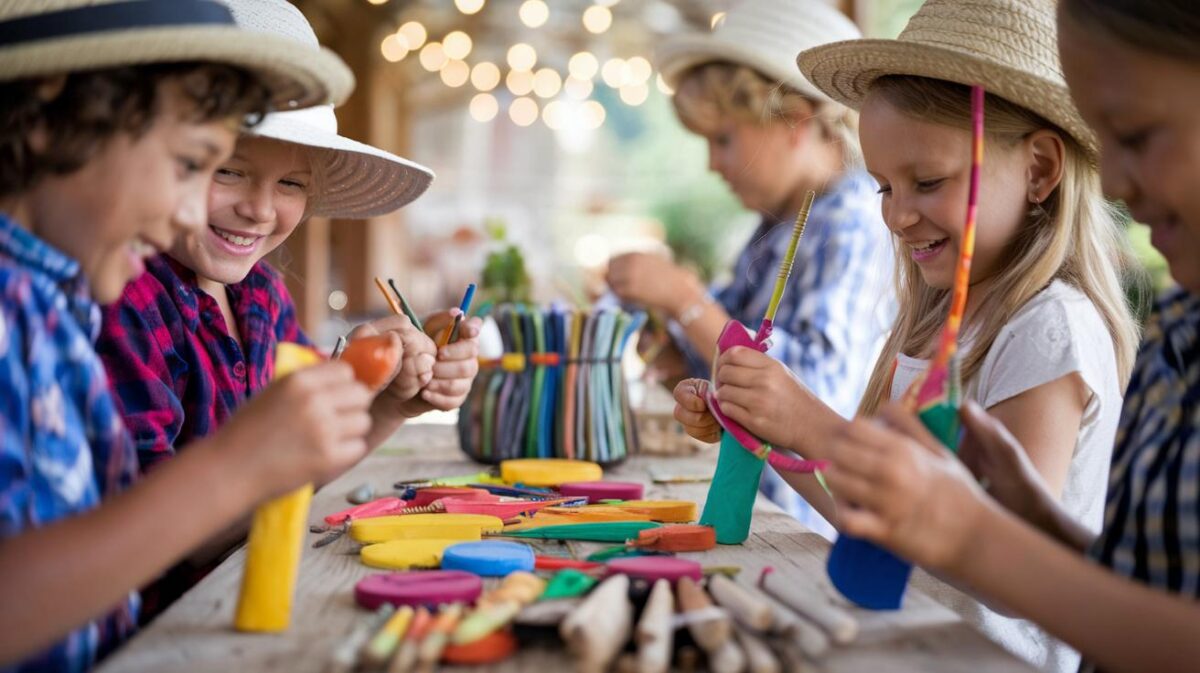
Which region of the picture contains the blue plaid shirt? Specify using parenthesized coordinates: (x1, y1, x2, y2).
(0, 214, 140, 672)
(682, 170, 896, 533)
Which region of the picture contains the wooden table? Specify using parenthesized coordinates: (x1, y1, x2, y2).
(98, 422, 1033, 672)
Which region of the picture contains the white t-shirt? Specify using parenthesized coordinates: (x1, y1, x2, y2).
(890, 280, 1123, 673)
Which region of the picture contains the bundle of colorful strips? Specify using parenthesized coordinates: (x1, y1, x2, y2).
(458, 304, 646, 465)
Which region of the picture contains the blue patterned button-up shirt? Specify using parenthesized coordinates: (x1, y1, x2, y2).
(681, 169, 896, 534)
(1087, 289, 1199, 669)
(0, 213, 140, 672)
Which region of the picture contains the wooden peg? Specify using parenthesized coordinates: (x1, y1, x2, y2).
(561, 574, 632, 673)
(707, 639, 747, 673)
(635, 579, 674, 673)
(742, 581, 829, 657)
(734, 624, 780, 673)
(676, 576, 730, 651)
(760, 569, 858, 644)
(708, 574, 773, 632)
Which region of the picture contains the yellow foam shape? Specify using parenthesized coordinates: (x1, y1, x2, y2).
(500, 458, 602, 487)
(350, 514, 504, 543)
(612, 500, 698, 523)
(360, 539, 460, 570)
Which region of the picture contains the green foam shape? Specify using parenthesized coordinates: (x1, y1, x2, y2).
(699, 432, 765, 544)
(919, 402, 961, 453)
(542, 569, 597, 599)
(501, 521, 661, 543)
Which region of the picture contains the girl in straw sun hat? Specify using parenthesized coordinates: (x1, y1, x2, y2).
(817, 2, 1200, 672)
(675, 0, 1139, 670)
(94, 10, 482, 621)
(0, 1, 374, 670)
(618, 0, 896, 538)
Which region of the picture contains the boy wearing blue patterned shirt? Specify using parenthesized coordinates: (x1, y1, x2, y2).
(0, 2, 376, 670)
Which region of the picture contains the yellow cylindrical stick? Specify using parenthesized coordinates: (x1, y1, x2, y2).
(234, 343, 322, 632)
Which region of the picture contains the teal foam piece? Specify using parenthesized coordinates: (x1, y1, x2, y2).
(699, 432, 765, 544)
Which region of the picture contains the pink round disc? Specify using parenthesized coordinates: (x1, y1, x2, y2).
(606, 556, 703, 583)
(354, 570, 483, 610)
(559, 481, 644, 504)
(408, 487, 496, 508)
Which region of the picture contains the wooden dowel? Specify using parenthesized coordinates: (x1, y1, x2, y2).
(759, 569, 858, 644)
(561, 574, 632, 673)
(709, 574, 773, 632)
(635, 579, 674, 673)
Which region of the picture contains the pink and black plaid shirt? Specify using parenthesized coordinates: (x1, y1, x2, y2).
(95, 255, 310, 621)
(97, 255, 310, 472)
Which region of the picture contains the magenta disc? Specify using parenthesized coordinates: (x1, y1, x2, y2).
(559, 481, 644, 504)
(354, 570, 483, 610)
(606, 556, 703, 583)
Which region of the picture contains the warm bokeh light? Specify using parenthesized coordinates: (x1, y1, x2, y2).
(398, 21, 427, 51)
(509, 96, 539, 127)
(582, 99, 606, 129)
(568, 51, 599, 81)
(328, 290, 349, 311)
(532, 68, 562, 98)
(625, 56, 651, 84)
(582, 5, 612, 34)
(419, 42, 447, 71)
(563, 75, 594, 100)
(380, 34, 409, 62)
(505, 69, 534, 96)
(440, 59, 470, 87)
(542, 100, 566, 130)
(469, 93, 499, 122)
(471, 61, 501, 91)
(601, 57, 629, 88)
(519, 0, 549, 28)
(619, 81, 648, 105)
(442, 30, 473, 60)
(711, 11, 726, 30)
(506, 42, 538, 71)
(455, 0, 485, 15)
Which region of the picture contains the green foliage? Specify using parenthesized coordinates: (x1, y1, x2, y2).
(480, 218, 532, 304)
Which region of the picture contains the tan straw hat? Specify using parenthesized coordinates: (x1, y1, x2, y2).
(251, 105, 434, 219)
(797, 0, 1099, 157)
(656, 0, 860, 104)
(0, 0, 354, 109)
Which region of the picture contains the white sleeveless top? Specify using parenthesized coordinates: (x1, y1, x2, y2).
(890, 280, 1123, 673)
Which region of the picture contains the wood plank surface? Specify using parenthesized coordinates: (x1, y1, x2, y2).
(97, 422, 1033, 673)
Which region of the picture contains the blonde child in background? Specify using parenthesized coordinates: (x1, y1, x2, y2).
(675, 0, 1139, 670)
(821, 2, 1200, 671)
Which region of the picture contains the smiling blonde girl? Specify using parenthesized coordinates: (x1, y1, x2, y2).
(674, 0, 1139, 669)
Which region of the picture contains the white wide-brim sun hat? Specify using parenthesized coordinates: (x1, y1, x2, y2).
(0, 0, 354, 109)
(251, 105, 435, 219)
(655, 0, 861, 104)
(797, 0, 1099, 159)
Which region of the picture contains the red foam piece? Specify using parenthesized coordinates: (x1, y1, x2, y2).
(559, 481, 644, 504)
(441, 629, 518, 664)
(408, 487, 497, 508)
(605, 556, 703, 583)
(354, 570, 484, 610)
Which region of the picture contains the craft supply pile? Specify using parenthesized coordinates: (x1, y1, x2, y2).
(300, 458, 861, 672)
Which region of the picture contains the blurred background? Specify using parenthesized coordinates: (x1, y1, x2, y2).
(278, 0, 1169, 344)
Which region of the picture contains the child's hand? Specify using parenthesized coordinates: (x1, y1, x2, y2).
(397, 309, 482, 416)
(673, 379, 721, 443)
(825, 402, 989, 573)
(957, 400, 1058, 532)
(350, 315, 436, 405)
(711, 346, 814, 449)
(218, 362, 374, 496)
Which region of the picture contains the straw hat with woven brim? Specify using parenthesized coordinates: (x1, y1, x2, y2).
(0, 0, 354, 109)
(656, 0, 860, 105)
(251, 105, 434, 219)
(796, 0, 1099, 158)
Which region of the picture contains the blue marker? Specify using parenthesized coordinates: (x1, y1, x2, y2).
(445, 283, 476, 345)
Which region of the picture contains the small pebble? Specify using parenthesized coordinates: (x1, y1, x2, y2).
(347, 483, 375, 505)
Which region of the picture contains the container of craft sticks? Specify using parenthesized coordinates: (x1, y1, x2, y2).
(458, 304, 645, 467)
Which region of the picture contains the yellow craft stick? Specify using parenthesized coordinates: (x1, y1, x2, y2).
(234, 343, 322, 632)
(763, 191, 815, 325)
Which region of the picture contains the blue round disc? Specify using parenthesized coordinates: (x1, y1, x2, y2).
(441, 541, 535, 577)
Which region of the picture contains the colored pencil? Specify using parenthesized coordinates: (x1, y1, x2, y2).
(387, 278, 424, 331)
(374, 276, 404, 316)
(442, 283, 477, 347)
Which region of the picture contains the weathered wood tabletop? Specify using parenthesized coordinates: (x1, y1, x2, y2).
(98, 421, 1033, 673)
